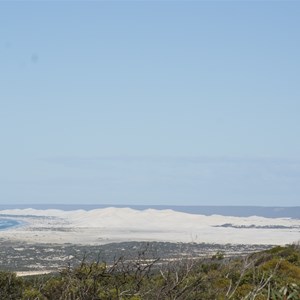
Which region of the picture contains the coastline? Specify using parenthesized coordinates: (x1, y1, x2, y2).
(0, 207, 299, 246)
(0, 218, 23, 231)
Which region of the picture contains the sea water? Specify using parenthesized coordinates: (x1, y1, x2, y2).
(0, 219, 20, 230)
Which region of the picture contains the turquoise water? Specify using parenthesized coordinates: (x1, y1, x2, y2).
(0, 219, 20, 230)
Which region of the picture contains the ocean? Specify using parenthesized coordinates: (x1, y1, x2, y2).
(0, 204, 299, 219)
(0, 219, 20, 230)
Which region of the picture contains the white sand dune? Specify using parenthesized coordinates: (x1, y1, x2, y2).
(0, 207, 299, 245)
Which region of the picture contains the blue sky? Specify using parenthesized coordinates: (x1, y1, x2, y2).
(1, 1, 300, 206)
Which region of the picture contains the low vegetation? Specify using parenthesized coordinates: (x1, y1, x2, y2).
(1, 244, 300, 299)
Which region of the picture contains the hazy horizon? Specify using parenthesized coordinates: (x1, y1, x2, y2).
(1, 204, 300, 219)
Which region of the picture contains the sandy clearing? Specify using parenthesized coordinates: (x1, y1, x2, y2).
(16, 270, 55, 277)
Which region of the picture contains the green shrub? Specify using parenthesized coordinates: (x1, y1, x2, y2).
(0, 271, 23, 300)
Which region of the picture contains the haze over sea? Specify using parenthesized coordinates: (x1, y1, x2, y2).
(0, 205, 299, 220)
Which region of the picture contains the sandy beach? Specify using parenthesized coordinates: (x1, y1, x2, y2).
(0, 208, 299, 246)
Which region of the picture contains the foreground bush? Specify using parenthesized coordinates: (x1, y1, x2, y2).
(1, 244, 300, 299)
(0, 271, 23, 299)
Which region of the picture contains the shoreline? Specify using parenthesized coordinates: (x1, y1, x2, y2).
(0, 218, 24, 231)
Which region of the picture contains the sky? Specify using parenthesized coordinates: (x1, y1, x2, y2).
(0, 1, 300, 206)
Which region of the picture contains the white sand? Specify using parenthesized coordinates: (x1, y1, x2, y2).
(16, 270, 54, 277)
(0, 208, 299, 245)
